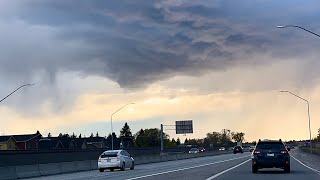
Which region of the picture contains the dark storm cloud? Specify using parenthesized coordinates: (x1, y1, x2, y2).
(1, 0, 320, 109)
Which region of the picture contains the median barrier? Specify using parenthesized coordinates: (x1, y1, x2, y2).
(90, 160, 98, 170)
(160, 155, 169, 162)
(178, 154, 187, 160)
(15, 165, 40, 179)
(177, 154, 189, 160)
(60, 162, 77, 173)
(39, 163, 61, 176)
(1, 150, 232, 179)
(134, 156, 143, 164)
(166, 155, 176, 161)
(0, 166, 17, 180)
(75, 160, 91, 171)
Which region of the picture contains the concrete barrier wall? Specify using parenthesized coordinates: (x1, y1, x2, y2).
(0, 167, 17, 180)
(0, 151, 231, 180)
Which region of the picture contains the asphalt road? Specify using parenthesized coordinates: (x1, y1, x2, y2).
(27, 150, 320, 180)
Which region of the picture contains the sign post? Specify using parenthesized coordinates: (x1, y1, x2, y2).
(160, 120, 193, 155)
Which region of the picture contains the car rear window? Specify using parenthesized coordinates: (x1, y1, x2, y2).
(100, 152, 118, 158)
(256, 142, 285, 150)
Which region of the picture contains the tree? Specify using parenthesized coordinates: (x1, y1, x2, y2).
(96, 132, 99, 137)
(90, 133, 94, 138)
(317, 128, 320, 141)
(120, 122, 132, 137)
(176, 138, 181, 145)
(188, 138, 202, 146)
(220, 129, 232, 145)
(79, 134, 82, 138)
(120, 123, 133, 148)
(204, 132, 221, 147)
(166, 138, 177, 148)
(184, 138, 188, 144)
(134, 128, 169, 148)
(231, 132, 245, 142)
(134, 129, 146, 147)
(58, 133, 63, 137)
(62, 133, 70, 138)
(47, 133, 52, 138)
(106, 132, 120, 148)
(71, 132, 77, 138)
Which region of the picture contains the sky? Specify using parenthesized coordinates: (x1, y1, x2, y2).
(0, 0, 320, 142)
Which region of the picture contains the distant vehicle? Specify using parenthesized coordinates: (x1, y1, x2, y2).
(199, 147, 206, 152)
(219, 147, 225, 151)
(249, 146, 255, 152)
(233, 146, 243, 154)
(251, 139, 290, 173)
(98, 150, 134, 172)
(189, 148, 199, 154)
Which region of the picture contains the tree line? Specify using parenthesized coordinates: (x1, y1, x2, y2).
(184, 129, 245, 147)
(48, 123, 246, 148)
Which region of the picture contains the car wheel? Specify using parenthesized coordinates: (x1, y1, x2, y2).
(284, 165, 290, 173)
(110, 168, 114, 172)
(252, 165, 258, 173)
(130, 162, 135, 170)
(99, 168, 104, 172)
(121, 163, 125, 171)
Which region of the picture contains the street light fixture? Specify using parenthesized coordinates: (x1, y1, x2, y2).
(277, 25, 320, 38)
(279, 91, 312, 153)
(0, 84, 35, 103)
(110, 102, 134, 150)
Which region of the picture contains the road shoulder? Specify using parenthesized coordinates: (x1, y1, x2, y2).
(290, 148, 320, 172)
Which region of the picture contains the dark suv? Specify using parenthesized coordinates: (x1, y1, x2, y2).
(251, 139, 290, 173)
(233, 146, 243, 154)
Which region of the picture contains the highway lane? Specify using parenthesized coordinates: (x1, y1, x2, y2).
(27, 152, 250, 180)
(209, 155, 319, 180)
(27, 150, 320, 180)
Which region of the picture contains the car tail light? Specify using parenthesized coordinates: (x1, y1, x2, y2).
(98, 157, 101, 162)
(280, 150, 288, 154)
(285, 160, 289, 165)
(253, 150, 261, 154)
(117, 155, 120, 161)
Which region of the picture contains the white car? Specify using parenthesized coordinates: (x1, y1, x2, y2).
(219, 147, 225, 151)
(98, 150, 134, 172)
(188, 148, 199, 153)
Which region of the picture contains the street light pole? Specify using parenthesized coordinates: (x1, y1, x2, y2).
(0, 84, 35, 103)
(110, 102, 134, 150)
(277, 25, 320, 38)
(279, 91, 312, 153)
(276, 25, 317, 154)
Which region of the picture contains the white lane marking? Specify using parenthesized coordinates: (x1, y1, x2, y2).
(205, 159, 251, 180)
(126, 155, 250, 180)
(291, 155, 320, 175)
